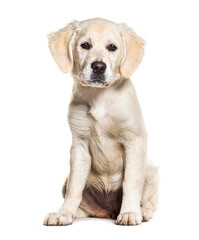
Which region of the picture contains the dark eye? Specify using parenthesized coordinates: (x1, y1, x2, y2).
(107, 44, 117, 52)
(81, 42, 91, 50)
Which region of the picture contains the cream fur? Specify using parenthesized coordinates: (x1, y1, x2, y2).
(43, 18, 159, 226)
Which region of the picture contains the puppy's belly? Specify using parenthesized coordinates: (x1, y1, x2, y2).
(83, 171, 123, 218)
(82, 187, 122, 219)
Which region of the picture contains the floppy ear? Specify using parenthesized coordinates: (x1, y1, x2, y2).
(120, 24, 145, 78)
(48, 21, 78, 73)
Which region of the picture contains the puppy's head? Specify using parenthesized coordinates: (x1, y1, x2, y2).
(48, 18, 145, 88)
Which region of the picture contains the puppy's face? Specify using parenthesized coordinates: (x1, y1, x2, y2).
(48, 18, 145, 88)
(74, 21, 122, 88)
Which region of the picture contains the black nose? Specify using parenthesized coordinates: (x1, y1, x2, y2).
(91, 61, 107, 75)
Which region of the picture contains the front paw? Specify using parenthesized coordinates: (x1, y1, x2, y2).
(116, 212, 142, 226)
(43, 211, 73, 226)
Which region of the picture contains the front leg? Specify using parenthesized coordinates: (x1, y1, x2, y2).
(116, 136, 146, 225)
(44, 139, 91, 226)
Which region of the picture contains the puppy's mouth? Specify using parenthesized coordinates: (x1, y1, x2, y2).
(80, 74, 110, 88)
(91, 78, 104, 84)
(90, 74, 105, 83)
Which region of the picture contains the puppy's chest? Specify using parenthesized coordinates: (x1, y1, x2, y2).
(88, 104, 124, 174)
(88, 104, 118, 139)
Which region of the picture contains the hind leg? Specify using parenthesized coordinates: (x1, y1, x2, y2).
(141, 161, 159, 221)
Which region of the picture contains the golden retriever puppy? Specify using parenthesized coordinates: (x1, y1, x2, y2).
(43, 18, 159, 226)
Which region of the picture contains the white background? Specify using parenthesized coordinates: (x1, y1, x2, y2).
(0, 0, 199, 239)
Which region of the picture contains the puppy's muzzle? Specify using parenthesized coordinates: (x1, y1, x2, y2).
(91, 61, 107, 83)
